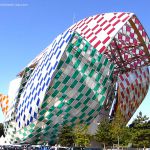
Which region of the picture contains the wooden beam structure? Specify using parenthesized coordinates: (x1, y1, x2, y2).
(129, 18, 150, 63)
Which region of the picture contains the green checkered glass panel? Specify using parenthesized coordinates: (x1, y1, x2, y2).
(19, 32, 114, 144)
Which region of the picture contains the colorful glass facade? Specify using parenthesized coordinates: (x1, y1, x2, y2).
(0, 12, 150, 145)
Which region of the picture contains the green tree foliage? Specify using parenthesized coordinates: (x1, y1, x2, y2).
(95, 118, 112, 149)
(94, 111, 150, 148)
(130, 111, 150, 148)
(58, 125, 74, 147)
(95, 112, 131, 148)
(120, 127, 132, 145)
(0, 123, 4, 137)
(73, 124, 90, 147)
(110, 108, 131, 145)
(131, 111, 149, 128)
(57, 112, 150, 148)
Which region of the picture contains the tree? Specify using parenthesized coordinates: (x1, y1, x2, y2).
(119, 126, 132, 146)
(110, 108, 131, 146)
(95, 118, 112, 149)
(58, 125, 74, 147)
(0, 123, 5, 137)
(130, 112, 150, 148)
(132, 129, 150, 148)
(73, 124, 91, 147)
(131, 111, 149, 128)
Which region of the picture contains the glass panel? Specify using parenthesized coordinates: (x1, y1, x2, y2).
(61, 85, 68, 93)
(76, 93, 83, 100)
(104, 59, 108, 66)
(97, 63, 102, 71)
(90, 48, 96, 57)
(46, 114, 53, 119)
(89, 69, 95, 77)
(94, 83, 100, 91)
(88, 109, 95, 115)
(67, 98, 74, 104)
(81, 105, 88, 112)
(56, 110, 63, 116)
(51, 90, 59, 98)
(74, 59, 81, 69)
(39, 109, 46, 115)
(70, 80, 78, 88)
(97, 54, 102, 62)
(95, 74, 102, 82)
(54, 70, 62, 79)
(38, 116, 44, 121)
(75, 48, 82, 58)
(70, 117, 77, 122)
(57, 102, 65, 109)
(66, 54, 73, 64)
(76, 38, 82, 47)
(65, 106, 72, 112)
(83, 43, 89, 52)
(90, 58, 96, 66)
(62, 76, 70, 84)
(80, 74, 87, 83)
(81, 64, 88, 73)
(79, 113, 86, 119)
(92, 93, 99, 100)
(57, 60, 64, 70)
(85, 88, 92, 96)
(110, 64, 114, 70)
(101, 87, 107, 95)
(74, 102, 81, 109)
(72, 70, 79, 79)
(53, 81, 61, 89)
(67, 44, 73, 52)
(78, 84, 85, 92)
(102, 77, 108, 86)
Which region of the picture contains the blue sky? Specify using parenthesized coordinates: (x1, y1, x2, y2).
(0, 0, 150, 123)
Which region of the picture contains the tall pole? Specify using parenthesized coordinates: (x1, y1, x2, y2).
(118, 135, 120, 150)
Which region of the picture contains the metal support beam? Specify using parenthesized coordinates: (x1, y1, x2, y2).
(129, 18, 150, 63)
